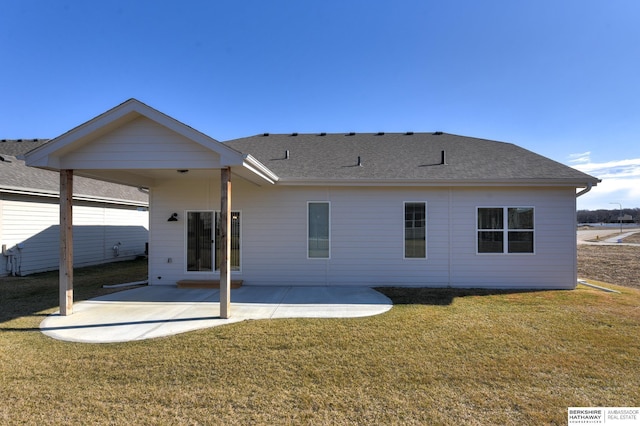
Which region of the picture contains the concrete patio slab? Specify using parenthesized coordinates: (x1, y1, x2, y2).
(39, 286, 393, 343)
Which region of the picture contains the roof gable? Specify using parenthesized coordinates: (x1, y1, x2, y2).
(58, 115, 226, 170)
(25, 99, 245, 170)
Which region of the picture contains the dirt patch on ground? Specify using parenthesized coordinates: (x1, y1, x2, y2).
(578, 244, 640, 289)
(623, 232, 640, 244)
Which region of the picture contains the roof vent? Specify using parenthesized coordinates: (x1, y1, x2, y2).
(0, 155, 9, 163)
(433, 131, 443, 135)
(0, 139, 6, 142)
(290, 132, 298, 136)
(376, 132, 385, 136)
(441, 150, 447, 165)
(347, 132, 355, 136)
(405, 132, 414, 135)
(17, 139, 22, 142)
(319, 132, 326, 136)
(33, 138, 38, 141)
(357, 156, 362, 167)
(262, 133, 270, 137)
(285, 150, 290, 159)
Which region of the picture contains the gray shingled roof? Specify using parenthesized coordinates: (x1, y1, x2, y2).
(0, 139, 49, 157)
(0, 140, 148, 204)
(224, 132, 600, 184)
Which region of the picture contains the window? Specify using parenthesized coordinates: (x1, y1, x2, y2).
(477, 207, 534, 254)
(477, 208, 503, 253)
(478, 207, 534, 253)
(405, 202, 426, 258)
(308, 202, 330, 258)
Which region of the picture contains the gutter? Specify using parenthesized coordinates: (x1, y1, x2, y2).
(274, 178, 602, 187)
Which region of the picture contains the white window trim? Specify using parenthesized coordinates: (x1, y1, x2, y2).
(476, 206, 535, 255)
(307, 201, 331, 260)
(403, 201, 428, 260)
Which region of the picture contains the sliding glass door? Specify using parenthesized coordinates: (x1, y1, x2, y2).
(186, 211, 240, 272)
(187, 211, 213, 272)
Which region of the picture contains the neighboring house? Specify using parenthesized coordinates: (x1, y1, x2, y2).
(25, 99, 600, 293)
(1, 139, 148, 276)
(617, 214, 634, 223)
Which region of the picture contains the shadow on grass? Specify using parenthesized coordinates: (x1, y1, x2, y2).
(0, 258, 148, 326)
(375, 287, 548, 306)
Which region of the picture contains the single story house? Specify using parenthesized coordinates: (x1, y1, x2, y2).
(1, 139, 148, 276)
(24, 99, 600, 317)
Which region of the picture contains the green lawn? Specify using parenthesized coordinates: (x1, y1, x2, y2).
(1, 259, 639, 425)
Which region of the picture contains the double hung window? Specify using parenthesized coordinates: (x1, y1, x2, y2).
(477, 207, 534, 254)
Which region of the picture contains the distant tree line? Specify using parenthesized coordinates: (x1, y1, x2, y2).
(577, 208, 639, 224)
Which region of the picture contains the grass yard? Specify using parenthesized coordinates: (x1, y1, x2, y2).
(578, 244, 640, 289)
(1, 253, 639, 425)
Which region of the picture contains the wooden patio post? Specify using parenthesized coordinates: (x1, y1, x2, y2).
(59, 169, 74, 316)
(220, 167, 231, 318)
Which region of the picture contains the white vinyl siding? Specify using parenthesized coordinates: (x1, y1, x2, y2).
(1, 193, 148, 276)
(148, 179, 577, 289)
(450, 188, 573, 288)
(59, 116, 224, 170)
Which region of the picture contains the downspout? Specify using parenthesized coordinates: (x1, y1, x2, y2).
(574, 181, 593, 289)
(576, 182, 593, 198)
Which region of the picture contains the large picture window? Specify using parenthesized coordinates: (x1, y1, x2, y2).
(477, 207, 534, 254)
(405, 202, 426, 258)
(308, 202, 330, 259)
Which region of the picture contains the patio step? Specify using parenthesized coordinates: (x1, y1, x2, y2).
(177, 279, 243, 289)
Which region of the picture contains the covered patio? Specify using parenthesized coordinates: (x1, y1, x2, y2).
(39, 285, 393, 343)
(25, 99, 278, 319)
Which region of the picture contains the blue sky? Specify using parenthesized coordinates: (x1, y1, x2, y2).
(2, 1, 639, 210)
